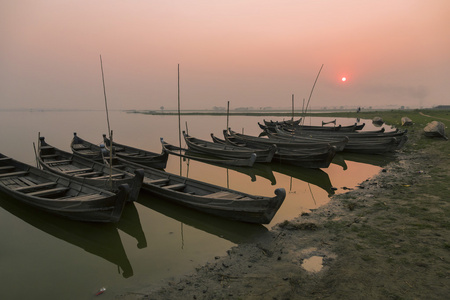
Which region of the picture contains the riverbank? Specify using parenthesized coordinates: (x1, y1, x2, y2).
(119, 110, 449, 299)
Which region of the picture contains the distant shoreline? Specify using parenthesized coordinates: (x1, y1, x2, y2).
(124, 108, 421, 117)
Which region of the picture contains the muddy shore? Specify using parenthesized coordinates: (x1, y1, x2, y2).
(119, 111, 449, 299)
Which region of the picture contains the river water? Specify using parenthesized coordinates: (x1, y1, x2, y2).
(0, 110, 395, 299)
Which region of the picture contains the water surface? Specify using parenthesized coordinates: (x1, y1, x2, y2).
(0, 111, 394, 299)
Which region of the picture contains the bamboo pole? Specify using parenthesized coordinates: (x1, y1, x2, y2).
(291, 94, 294, 121)
(227, 101, 230, 131)
(99, 55, 113, 185)
(304, 64, 324, 115)
(301, 64, 324, 126)
(100, 55, 111, 137)
(177, 64, 182, 175)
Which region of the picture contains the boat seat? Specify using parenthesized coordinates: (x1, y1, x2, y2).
(45, 159, 72, 165)
(163, 183, 186, 191)
(93, 173, 124, 179)
(147, 178, 170, 185)
(118, 152, 139, 156)
(74, 171, 104, 177)
(40, 154, 58, 159)
(27, 187, 69, 197)
(62, 193, 105, 201)
(0, 166, 15, 172)
(63, 168, 93, 174)
(0, 171, 29, 178)
(207, 191, 245, 200)
(14, 182, 57, 192)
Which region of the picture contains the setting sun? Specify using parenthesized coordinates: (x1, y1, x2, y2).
(341, 77, 347, 82)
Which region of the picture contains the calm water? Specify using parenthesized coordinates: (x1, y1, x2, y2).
(0, 111, 395, 299)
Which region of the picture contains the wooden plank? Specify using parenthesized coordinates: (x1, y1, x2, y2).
(0, 171, 29, 178)
(62, 193, 104, 201)
(46, 159, 72, 165)
(0, 166, 15, 172)
(163, 183, 186, 191)
(63, 168, 93, 174)
(147, 178, 170, 185)
(0, 157, 12, 162)
(74, 171, 103, 177)
(18, 176, 38, 187)
(93, 173, 124, 179)
(11, 177, 27, 187)
(118, 152, 139, 156)
(14, 182, 57, 192)
(207, 191, 244, 200)
(27, 187, 69, 197)
(40, 154, 58, 159)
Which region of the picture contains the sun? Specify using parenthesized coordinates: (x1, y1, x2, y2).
(341, 77, 347, 82)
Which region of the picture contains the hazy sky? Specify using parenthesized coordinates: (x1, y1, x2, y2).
(1, 0, 449, 110)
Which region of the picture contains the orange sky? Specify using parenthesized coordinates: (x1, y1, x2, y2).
(1, 0, 449, 110)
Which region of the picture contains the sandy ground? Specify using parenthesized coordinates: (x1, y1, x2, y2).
(118, 133, 449, 299)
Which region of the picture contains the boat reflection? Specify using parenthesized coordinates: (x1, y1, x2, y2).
(268, 163, 335, 196)
(334, 152, 396, 168)
(137, 193, 269, 245)
(117, 202, 147, 249)
(0, 193, 133, 278)
(178, 156, 277, 185)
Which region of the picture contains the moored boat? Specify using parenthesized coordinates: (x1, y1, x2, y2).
(161, 138, 257, 167)
(71, 133, 104, 161)
(107, 157, 286, 224)
(184, 131, 275, 163)
(223, 130, 337, 168)
(38, 136, 144, 202)
(0, 152, 129, 223)
(271, 125, 408, 154)
(102, 134, 168, 169)
(227, 129, 333, 153)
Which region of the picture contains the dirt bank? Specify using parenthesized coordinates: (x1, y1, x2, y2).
(119, 111, 449, 300)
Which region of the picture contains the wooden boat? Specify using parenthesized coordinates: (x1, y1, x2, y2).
(37, 136, 144, 202)
(222, 130, 337, 168)
(263, 118, 302, 128)
(160, 138, 257, 167)
(107, 157, 286, 224)
(262, 129, 349, 152)
(174, 137, 278, 184)
(227, 129, 333, 153)
(423, 121, 447, 139)
(271, 146, 336, 168)
(274, 124, 407, 140)
(102, 134, 168, 169)
(270, 126, 407, 154)
(262, 120, 365, 132)
(292, 123, 362, 132)
(70, 132, 104, 161)
(184, 131, 275, 163)
(0, 152, 129, 223)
